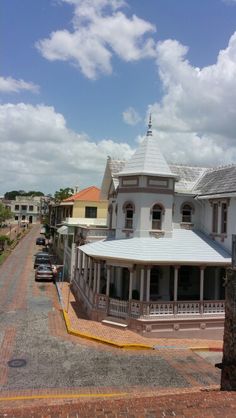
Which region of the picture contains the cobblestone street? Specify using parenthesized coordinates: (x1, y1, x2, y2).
(0, 225, 235, 417)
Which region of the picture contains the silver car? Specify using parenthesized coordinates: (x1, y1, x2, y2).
(35, 264, 53, 281)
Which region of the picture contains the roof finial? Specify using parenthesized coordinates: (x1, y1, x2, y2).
(147, 113, 152, 136)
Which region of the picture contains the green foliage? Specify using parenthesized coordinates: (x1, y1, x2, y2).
(54, 187, 74, 202)
(0, 235, 10, 243)
(0, 203, 11, 224)
(4, 190, 44, 200)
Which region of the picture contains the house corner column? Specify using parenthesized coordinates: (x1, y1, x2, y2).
(200, 266, 205, 314)
(93, 262, 97, 293)
(97, 262, 101, 294)
(128, 268, 134, 300)
(146, 267, 151, 302)
(106, 265, 111, 296)
(88, 257, 93, 288)
(174, 266, 179, 314)
(140, 268, 144, 301)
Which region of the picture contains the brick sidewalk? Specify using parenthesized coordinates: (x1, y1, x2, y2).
(59, 282, 223, 350)
(1, 389, 236, 417)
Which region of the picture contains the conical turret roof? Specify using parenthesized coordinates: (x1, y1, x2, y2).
(119, 116, 177, 178)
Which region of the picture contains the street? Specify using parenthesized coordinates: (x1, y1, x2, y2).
(0, 225, 230, 417)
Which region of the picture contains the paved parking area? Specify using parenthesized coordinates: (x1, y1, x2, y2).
(0, 224, 235, 417)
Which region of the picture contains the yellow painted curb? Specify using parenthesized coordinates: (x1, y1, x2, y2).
(190, 346, 223, 352)
(0, 392, 127, 402)
(190, 347, 210, 351)
(62, 309, 154, 350)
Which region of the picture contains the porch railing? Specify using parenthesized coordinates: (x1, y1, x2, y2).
(109, 298, 128, 318)
(94, 295, 225, 318)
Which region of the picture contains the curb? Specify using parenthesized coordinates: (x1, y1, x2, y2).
(55, 284, 223, 352)
(190, 347, 223, 352)
(62, 308, 154, 350)
(56, 282, 153, 350)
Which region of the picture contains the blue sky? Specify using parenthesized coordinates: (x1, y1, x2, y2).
(1, 0, 236, 194)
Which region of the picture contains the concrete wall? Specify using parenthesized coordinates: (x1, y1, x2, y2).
(116, 191, 174, 238)
(73, 200, 108, 219)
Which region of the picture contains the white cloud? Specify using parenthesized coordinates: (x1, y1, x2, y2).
(0, 76, 39, 94)
(222, 0, 236, 4)
(123, 107, 141, 125)
(147, 32, 236, 167)
(0, 103, 133, 194)
(36, 0, 156, 79)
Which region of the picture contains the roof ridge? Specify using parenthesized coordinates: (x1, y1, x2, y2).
(63, 185, 101, 202)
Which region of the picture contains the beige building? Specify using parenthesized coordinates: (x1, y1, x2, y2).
(49, 186, 108, 267)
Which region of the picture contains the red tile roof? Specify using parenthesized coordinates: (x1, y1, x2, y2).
(63, 186, 102, 202)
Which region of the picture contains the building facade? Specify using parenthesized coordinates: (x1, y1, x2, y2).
(49, 186, 108, 272)
(71, 119, 232, 337)
(10, 195, 42, 224)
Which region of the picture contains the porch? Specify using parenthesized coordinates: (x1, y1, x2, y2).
(72, 249, 226, 335)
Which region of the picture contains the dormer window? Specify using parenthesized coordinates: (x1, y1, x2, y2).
(221, 202, 227, 234)
(123, 202, 134, 229)
(151, 204, 164, 230)
(182, 204, 192, 223)
(181, 202, 195, 223)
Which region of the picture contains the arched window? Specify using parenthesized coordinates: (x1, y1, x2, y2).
(108, 204, 113, 229)
(181, 203, 194, 223)
(123, 202, 134, 229)
(151, 204, 164, 230)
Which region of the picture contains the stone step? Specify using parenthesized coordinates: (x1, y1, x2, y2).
(102, 317, 128, 329)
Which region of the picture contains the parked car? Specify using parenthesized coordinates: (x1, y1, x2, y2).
(35, 264, 54, 281)
(34, 252, 51, 269)
(36, 237, 45, 246)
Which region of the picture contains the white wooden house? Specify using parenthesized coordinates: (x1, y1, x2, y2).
(72, 118, 232, 336)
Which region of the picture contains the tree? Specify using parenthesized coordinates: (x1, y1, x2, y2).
(0, 203, 11, 225)
(26, 191, 44, 197)
(4, 190, 44, 200)
(54, 188, 74, 202)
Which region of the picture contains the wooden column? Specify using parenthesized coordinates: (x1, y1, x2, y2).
(88, 258, 93, 288)
(200, 266, 205, 314)
(174, 266, 179, 301)
(146, 267, 151, 302)
(174, 266, 179, 315)
(84, 254, 88, 284)
(97, 262, 101, 294)
(79, 250, 83, 286)
(93, 262, 97, 293)
(106, 265, 111, 296)
(140, 268, 144, 301)
(128, 268, 133, 300)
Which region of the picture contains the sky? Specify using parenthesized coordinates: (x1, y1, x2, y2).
(1, 0, 236, 195)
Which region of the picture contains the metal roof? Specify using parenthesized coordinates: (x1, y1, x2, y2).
(193, 165, 236, 195)
(170, 164, 207, 193)
(80, 229, 231, 265)
(118, 135, 177, 178)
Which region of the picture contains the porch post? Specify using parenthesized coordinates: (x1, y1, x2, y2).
(214, 268, 221, 299)
(84, 254, 88, 284)
(97, 262, 101, 294)
(89, 257, 93, 289)
(93, 262, 97, 293)
(106, 265, 111, 296)
(140, 268, 144, 301)
(174, 266, 179, 301)
(146, 267, 151, 302)
(79, 250, 83, 287)
(128, 268, 133, 300)
(200, 266, 205, 314)
(174, 266, 179, 315)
